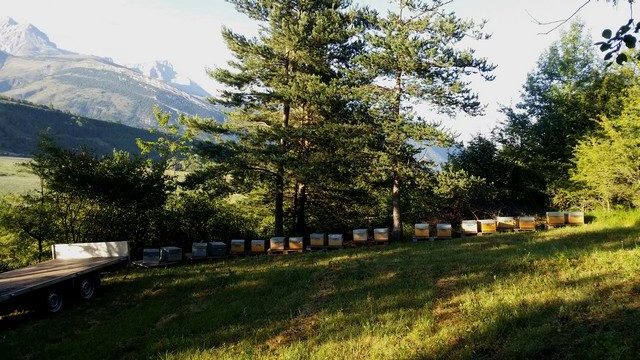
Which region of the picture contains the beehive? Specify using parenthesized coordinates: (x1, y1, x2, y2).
(374, 228, 389, 242)
(230, 239, 246, 255)
(479, 220, 497, 234)
(191, 242, 207, 258)
(352, 229, 368, 243)
(270, 237, 286, 251)
(289, 237, 304, 251)
(251, 240, 266, 254)
(142, 248, 160, 264)
(546, 212, 565, 226)
(497, 217, 516, 231)
(310, 233, 326, 248)
(437, 224, 452, 239)
(566, 211, 585, 225)
(160, 246, 182, 262)
(414, 224, 430, 238)
(461, 220, 479, 235)
(328, 234, 343, 248)
(517, 216, 536, 231)
(207, 242, 227, 257)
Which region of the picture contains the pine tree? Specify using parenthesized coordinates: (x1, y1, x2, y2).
(357, 0, 494, 240)
(193, 0, 364, 235)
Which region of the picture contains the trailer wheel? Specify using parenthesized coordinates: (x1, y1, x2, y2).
(46, 290, 64, 313)
(78, 277, 99, 301)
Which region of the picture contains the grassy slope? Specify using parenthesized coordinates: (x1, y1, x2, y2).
(0, 156, 39, 195)
(1, 211, 639, 360)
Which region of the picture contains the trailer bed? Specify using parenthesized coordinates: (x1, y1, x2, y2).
(0, 257, 127, 303)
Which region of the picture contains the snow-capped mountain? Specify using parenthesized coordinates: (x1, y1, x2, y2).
(0, 17, 66, 56)
(127, 60, 211, 98)
(0, 17, 222, 128)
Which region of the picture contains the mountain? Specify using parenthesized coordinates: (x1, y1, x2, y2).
(127, 60, 210, 98)
(0, 96, 159, 156)
(0, 17, 223, 129)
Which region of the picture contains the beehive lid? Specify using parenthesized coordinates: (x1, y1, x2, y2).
(231, 239, 245, 245)
(328, 234, 343, 240)
(161, 246, 181, 251)
(270, 237, 285, 243)
(479, 219, 495, 224)
(374, 228, 389, 233)
(567, 211, 584, 216)
(415, 223, 429, 229)
(437, 223, 452, 229)
(353, 229, 368, 235)
(497, 216, 514, 222)
(310, 233, 325, 239)
(289, 237, 303, 242)
(547, 212, 564, 216)
(462, 220, 477, 225)
(193, 242, 207, 247)
(519, 216, 535, 221)
(209, 241, 226, 246)
(252, 240, 265, 244)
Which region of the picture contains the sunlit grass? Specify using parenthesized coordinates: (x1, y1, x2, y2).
(1, 210, 639, 359)
(0, 156, 39, 195)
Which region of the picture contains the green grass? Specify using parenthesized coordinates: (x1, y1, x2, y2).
(0, 156, 39, 195)
(1, 211, 640, 359)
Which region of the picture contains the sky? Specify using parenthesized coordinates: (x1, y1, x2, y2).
(0, 0, 633, 142)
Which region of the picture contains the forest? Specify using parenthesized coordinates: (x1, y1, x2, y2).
(1, 0, 639, 270)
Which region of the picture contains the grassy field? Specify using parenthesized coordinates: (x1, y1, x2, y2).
(0, 156, 39, 195)
(1, 211, 639, 359)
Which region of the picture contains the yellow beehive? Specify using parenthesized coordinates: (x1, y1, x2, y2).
(566, 211, 585, 225)
(517, 216, 536, 231)
(497, 216, 516, 231)
(546, 212, 565, 226)
(479, 220, 497, 234)
(374, 228, 389, 242)
(310, 233, 326, 248)
(437, 223, 452, 239)
(328, 234, 343, 248)
(251, 240, 266, 254)
(415, 224, 430, 238)
(352, 229, 368, 243)
(461, 220, 479, 235)
(289, 237, 304, 250)
(270, 237, 286, 251)
(230, 239, 246, 255)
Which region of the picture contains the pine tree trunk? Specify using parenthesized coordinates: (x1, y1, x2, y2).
(275, 101, 290, 236)
(392, 172, 402, 241)
(295, 183, 307, 235)
(391, 70, 403, 242)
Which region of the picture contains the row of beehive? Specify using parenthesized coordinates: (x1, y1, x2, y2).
(414, 211, 585, 239)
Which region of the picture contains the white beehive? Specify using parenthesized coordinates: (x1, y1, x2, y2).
(251, 240, 266, 254)
(373, 228, 389, 242)
(142, 248, 160, 265)
(310, 233, 326, 248)
(270, 237, 286, 251)
(191, 242, 207, 258)
(566, 211, 585, 225)
(437, 224, 452, 239)
(328, 234, 343, 248)
(230, 239, 246, 255)
(160, 247, 182, 262)
(352, 229, 368, 243)
(461, 220, 478, 235)
(546, 212, 565, 226)
(479, 219, 497, 234)
(288, 237, 304, 251)
(517, 216, 536, 231)
(414, 224, 430, 238)
(496, 216, 516, 231)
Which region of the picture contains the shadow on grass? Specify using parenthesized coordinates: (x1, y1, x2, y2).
(1, 218, 639, 359)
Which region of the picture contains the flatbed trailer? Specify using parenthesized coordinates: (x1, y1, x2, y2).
(0, 241, 129, 313)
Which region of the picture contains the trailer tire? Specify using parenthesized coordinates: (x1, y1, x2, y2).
(46, 290, 64, 313)
(78, 276, 99, 301)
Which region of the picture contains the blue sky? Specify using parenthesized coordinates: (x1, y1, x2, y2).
(0, 0, 633, 141)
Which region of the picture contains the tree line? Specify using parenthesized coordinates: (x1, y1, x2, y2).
(1, 2, 639, 270)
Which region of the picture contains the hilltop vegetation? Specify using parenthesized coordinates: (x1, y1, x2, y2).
(0, 96, 158, 156)
(1, 211, 639, 359)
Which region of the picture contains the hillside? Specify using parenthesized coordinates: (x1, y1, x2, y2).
(0, 97, 158, 156)
(1, 211, 638, 359)
(0, 17, 224, 128)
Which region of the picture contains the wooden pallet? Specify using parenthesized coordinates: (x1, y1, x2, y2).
(412, 236, 435, 242)
(267, 249, 304, 255)
(132, 260, 181, 268)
